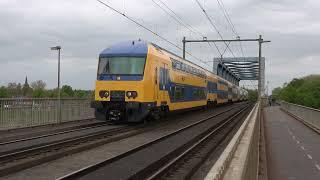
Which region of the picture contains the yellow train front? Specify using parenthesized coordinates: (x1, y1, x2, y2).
(91, 40, 243, 122)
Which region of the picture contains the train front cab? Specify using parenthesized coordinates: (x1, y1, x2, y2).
(92, 41, 159, 122)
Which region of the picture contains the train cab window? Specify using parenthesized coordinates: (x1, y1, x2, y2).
(98, 57, 146, 75)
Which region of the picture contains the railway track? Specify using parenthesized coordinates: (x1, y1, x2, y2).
(0, 121, 108, 145)
(0, 119, 104, 143)
(57, 103, 252, 180)
(0, 123, 143, 177)
(147, 104, 252, 180)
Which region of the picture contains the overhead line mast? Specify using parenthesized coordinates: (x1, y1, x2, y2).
(214, 0, 256, 88)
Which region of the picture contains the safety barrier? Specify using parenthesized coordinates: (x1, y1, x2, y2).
(204, 101, 261, 180)
(280, 101, 320, 132)
(0, 98, 94, 130)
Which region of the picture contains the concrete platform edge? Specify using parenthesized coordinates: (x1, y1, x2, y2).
(204, 102, 260, 180)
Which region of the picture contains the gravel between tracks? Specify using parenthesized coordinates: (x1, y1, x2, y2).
(0, 119, 103, 142)
(2, 102, 246, 180)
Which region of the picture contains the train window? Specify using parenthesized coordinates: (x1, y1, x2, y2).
(200, 89, 205, 99)
(181, 87, 185, 98)
(188, 66, 192, 74)
(171, 59, 207, 79)
(175, 86, 184, 100)
(193, 88, 197, 97)
(170, 85, 175, 97)
(181, 64, 185, 71)
(177, 62, 182, 70)
(172, 61, 177, 69)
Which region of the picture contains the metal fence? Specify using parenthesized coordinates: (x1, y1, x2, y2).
(280, 101, 320, 131)
(0, 98, 94, 130)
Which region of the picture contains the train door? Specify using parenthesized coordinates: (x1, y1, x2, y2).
(159, 63, 169, 103)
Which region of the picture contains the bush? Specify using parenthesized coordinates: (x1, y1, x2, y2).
(272, 75, 320, 109)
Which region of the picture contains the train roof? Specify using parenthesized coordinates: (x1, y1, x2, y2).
(99, 40, 148, 57)
(99, 40, 238, 86)
(99, 40, 212, 74)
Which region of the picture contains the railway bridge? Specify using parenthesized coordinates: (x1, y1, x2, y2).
(0, 98, 319, 180)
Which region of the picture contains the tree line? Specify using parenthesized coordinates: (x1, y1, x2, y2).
(0, 80, 93, 99)
(272, 74, 320, 109)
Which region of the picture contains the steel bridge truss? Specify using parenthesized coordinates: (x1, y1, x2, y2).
(213, 57, 265, 81)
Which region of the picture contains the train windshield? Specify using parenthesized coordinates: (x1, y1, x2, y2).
(98, 57, 146, 75)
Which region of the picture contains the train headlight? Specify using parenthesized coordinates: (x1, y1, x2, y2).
(99, 90, 109, 98)
(126, 91, 138, 99)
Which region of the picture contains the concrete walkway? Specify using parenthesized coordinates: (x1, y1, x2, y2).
(264, 106, 320, 180)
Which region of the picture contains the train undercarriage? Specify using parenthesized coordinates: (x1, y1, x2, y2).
(91, 101, 159, 123)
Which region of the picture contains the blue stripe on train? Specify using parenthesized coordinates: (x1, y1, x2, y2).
(98, 74, 143, 81)
(159, 67, 228, 103)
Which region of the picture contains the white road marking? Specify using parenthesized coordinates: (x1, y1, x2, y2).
(307, 154, 313, 160)
(296, 140, 300, 144)
(315, 164, 320, 171)
(292, 135, 296, 140)
(300, 146, 305, 150)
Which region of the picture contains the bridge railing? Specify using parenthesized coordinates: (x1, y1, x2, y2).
(204, 101, 261, 180)
(279, 101, 320, 132)
(0, 98, 94, 130)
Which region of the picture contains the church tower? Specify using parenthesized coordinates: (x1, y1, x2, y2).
(23, 76, 30, 96)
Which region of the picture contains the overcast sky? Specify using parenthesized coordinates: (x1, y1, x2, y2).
(1, 0, 319, 93)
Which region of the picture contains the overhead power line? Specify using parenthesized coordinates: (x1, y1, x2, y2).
(214, 0, 255, 87)
(194, 0, 236, 58)
(151, 0, 222, 57)
(156, 0, 201, 36)
(216, 0, 238, 37)
(96, 0, 207, 65)
(215, 0, 246, 61)
(151, 0, 194, 34)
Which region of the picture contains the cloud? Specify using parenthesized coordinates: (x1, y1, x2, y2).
(0, 0, 319, 93)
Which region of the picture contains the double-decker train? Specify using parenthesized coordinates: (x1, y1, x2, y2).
(91, 40, 247, 122)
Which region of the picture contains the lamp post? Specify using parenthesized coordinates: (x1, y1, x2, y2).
(51, 46, 61, 123)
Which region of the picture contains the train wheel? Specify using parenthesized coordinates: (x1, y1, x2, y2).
(160, 106, 168, 119)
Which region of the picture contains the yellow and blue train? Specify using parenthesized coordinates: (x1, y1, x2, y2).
(91, 40, 247, 122)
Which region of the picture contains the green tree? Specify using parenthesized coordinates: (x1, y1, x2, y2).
(247, 89, 258, 102)
(61, 85, 74, 97)
(74, 90, 86, 98)
(274, 74, 320, 109)
(31, 80, 46, 90)
(30, 80, 46, 98)
(32, 89, 46, 98)
(0, 86, 8, 98)
(7, 82, 19, 97)
(272, 87, 282, 99)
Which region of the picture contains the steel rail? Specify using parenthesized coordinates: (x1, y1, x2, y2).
(0, 122, 108, 145)
(145, 105, 251, 179)
(57, 103, 250, 180)
(0, 125, 133, 163)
